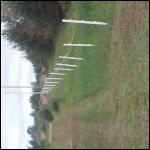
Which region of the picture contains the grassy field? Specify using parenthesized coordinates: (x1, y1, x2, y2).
(48, 1, 116, 104)
(47, 1, 149, 149)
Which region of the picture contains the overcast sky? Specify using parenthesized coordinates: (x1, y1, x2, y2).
(1, 24, 36, 149)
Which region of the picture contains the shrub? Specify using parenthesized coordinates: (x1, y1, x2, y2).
(40, 109, 54, 122)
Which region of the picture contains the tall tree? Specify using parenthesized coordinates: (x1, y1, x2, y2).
(1, 1, 65, 67)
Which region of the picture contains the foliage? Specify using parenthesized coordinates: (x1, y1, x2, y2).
(29, 94, 40, 110)
(52, 101, 60, 112)
(28, 140, 42, 149)
(1, 1, 70, 67)
(40, 109, 54, 122)
(1, 2, 71, 148)
(27, 126, 37, 135)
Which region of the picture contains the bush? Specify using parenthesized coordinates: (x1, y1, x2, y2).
(52, 101, 60, 112)
(40, 109, 54, 122)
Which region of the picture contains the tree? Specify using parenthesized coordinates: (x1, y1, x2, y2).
(29, 139, 42, 149)
(40, 109, 54, 122)
(1, 1, 66, 68)
(29, 94, 40, 110)
(27, 126, 37, 135)
(52, 101, 60, 112)
(30, 111, 35, 117)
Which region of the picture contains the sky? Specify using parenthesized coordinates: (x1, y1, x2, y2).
(1, 24, 36, 149)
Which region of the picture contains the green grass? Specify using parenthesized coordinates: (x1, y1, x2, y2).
(48, 1, 116, 104)
(47, 1, 149, 149)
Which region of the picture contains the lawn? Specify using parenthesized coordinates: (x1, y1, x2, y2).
(48, 1, 116, 103)
(47, 1, 149, 149)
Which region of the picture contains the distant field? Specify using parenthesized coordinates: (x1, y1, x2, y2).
(47, 1, 149, 149)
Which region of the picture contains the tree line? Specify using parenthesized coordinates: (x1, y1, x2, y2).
(1, 1, 70, 68)
(1, 1, 70, 149)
